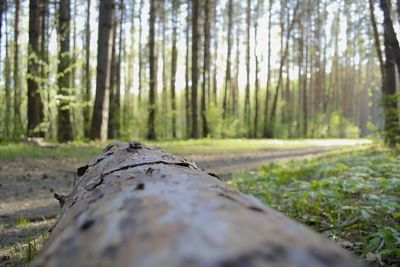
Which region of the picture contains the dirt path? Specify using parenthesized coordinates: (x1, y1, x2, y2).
(0, 145, 353, 265)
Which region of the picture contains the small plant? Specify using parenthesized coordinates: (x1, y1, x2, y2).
(10, 232, 48, 264)
(231, 147, 400, 266)
(16, 218, 30, 228)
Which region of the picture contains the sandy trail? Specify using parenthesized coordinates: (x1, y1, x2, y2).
(0, 143, 361, 265)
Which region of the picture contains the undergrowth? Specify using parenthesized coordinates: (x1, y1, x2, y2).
(231, 148, 400, 266)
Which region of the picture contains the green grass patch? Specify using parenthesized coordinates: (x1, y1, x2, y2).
(16, 218, 31, 228)
(231, 147, 400, 266)
(0, 138, 372, 161)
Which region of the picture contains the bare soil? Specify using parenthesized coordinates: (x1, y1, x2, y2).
(0, 146, 346, 266)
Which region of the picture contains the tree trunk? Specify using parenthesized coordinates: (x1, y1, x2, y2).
(27, 0, 45, 138)
(138, 0, 144, 106)
(90, 0, 115, 141)
(223, 0, 233, 119)
(244, 0, 251, 137)
(4, 8, 11, 139)
(201, 0, 210, 137)
(83, 0, 92, 139)
(191, 0, 199, 138)
(147, 0, 157, 140)
(171, 0, 179, 138)
(32, 141, 361, 267)
(263, 0, 273, 138)
(253, 0, 260, 137)
(378, 0, 400, 146)
(269, 2, 299, 138)
(13, 0, 22, 140)
(185, 0, 191, 138)
(57, 0, 74, 142)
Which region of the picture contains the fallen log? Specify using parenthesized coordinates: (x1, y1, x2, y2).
(32, 141, 363, 267)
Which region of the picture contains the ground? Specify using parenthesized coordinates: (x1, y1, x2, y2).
(0, 139, 371, 266)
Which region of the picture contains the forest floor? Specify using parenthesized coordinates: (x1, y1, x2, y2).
(0, 139, 372, 266)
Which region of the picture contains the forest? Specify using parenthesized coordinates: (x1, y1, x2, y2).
(0, 0, 400, 266)
(0, 0, 397, 144)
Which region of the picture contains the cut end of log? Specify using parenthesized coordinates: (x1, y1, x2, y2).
(33, 142, 364, 267)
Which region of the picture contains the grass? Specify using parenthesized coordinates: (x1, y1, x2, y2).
(230, 147, 400, 266)
(0, 138, 372, 161)
(10, 233, 48, 264)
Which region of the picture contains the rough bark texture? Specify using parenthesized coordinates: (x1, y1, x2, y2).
(33, 142, 361, 267)
(90, 0, 114, 141)
(57, 0, 73, 142)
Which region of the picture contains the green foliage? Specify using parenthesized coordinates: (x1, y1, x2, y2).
(10, 233, 47, 264)
(16, 218, 30, 228)
(231, 148, 400, 265)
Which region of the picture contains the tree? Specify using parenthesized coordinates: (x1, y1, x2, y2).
(244, 0, 251, 137)
(83, 0, 91, 139)
(147, 0, 157, 140)
(14, 0, 22, 139)
(57, 0, 74, 142)
(201, 0, 210, 137)
(27, 0, 45, 137)
(373, 0, 400, 146)
(223, 0, 233, 119)
(268, 1, 299, 138)
(170, 0, 179, 138)
(263, 0, 273, 138)
(90, 0, 115, 141)
(32, 142, 362, 267)
(4, 5, 11, 139)
(191, 0, 199, 138)
(253, 0, 261, 137)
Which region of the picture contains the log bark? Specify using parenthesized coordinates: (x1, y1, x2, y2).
(33, 142, 362, 267)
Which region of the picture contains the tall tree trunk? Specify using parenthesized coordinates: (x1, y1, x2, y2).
(108, 4, 118, 139)
(263, 0, 273, 137)
(27, 0, 45, 137)
(201, 0, 210, 137)
(137, 0, 144, 106)
(4, 8, 11, 139)
(185, 0, 191, 138)
(57, 0, 74, 142)
(191, 0, 199, 138)
(0, 0, 4, 63)
(90, 0, 115, 141)
(223, 0, 233, 119)
(13, 0, 21, 139)
(253, 0, 260, 137)
(269, 2, 299, 138)
(147, 0, 157, 140)
(212, 0, 218, 105)
(32, 142, 361, 267)
(83, 0, 91, 139)
(378, 0, 400, 146)
(161, 0, 168, 138)
(244, 0, 251, 137)
(170, 0, 179, 138)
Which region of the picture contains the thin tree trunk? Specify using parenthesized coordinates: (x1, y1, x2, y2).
(244, 0, 251, 137)
(27, 0, 45, 137)
(269, 2, 300, 138)
(83, 0, 91, 139)
(138, 0, 144, 106)
(201, 0, 210, 137)
(32, 142, 362, 267)
(57, 0, 74, 142)
(263, 0, 273, 137)
(90, 0, 115, 141)
(13, 0, 21, 139)
(185, 0, 191, 138)
(253, 0, 260, 137)
(4, 8, 11, 139)
(212, 0, 218, 105)
(147, 0, 157, 140)
(170, 0, 178, 138)
(191, 0, 199, 138)
(223, 0, 233, 119)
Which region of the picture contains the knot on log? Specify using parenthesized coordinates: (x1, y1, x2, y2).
(128, 141, 143, 150)
(54, 192, 67, 208)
